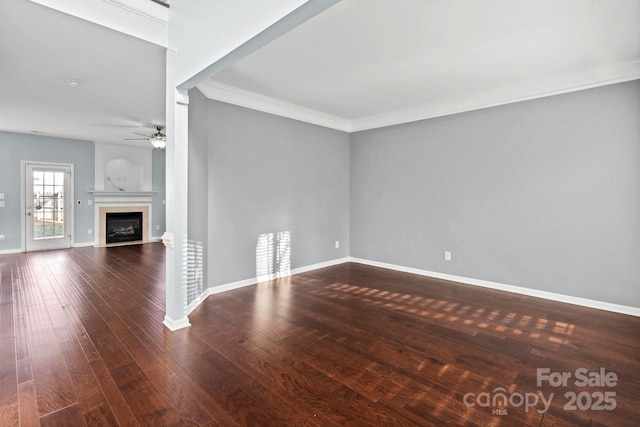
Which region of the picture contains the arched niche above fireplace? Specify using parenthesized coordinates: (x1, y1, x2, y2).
(94, 144, 153, 192)
(105, 158, 143, 192)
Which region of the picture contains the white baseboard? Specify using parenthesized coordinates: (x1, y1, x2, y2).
(0, 248, 22, 255)
(163, 315, 191, 331)
(186, 276, 257, 315)
(349, 257, 640, 317)
(0, 239, 157, 253)
(291, 257, 350, 276)
(186, 257, 350, 315)
(73, 241, 95, 248)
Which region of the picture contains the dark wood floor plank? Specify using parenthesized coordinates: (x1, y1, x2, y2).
(22, 300, 77, 418)
(1, 244, 639, 426)
(57, 337, 112, 416)
(190, 315, 346, 425)
(109, 362, 181, 426)
(144, 364, 225, 427)
(17, 381, 38, 427)
(87, 357, 139, 427)
(0, 336, 17, 409)
(0, 403, 20, 427)
(39, 403, 85, 427)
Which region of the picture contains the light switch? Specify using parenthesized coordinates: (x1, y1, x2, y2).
(0, 201, 5, 208)
(0, 193, 4, 199)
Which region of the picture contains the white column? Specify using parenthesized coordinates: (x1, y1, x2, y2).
(163, 68, 191, 329)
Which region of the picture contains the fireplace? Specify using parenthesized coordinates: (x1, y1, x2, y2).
(94, 202, 151, 247)
(105, 211, 143, 244)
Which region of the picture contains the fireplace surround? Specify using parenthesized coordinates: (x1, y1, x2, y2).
(96, 204, 151, 246)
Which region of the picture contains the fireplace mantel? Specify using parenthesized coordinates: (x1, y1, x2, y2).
(89, 190, 157, 204)
(89, 191, 157, 195)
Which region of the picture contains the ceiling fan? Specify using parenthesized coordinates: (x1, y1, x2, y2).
(125, 125, 166, 149)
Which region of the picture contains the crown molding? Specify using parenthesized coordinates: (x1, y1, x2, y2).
(103, 0, 168, 24)
(350, 60, 640, 132)
(197, 80, 351, 132)
(199, 60, 640, 133)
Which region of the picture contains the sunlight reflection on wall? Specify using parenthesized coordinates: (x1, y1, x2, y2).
(183, 238, 204, 307)
(256, 231, 291, 282)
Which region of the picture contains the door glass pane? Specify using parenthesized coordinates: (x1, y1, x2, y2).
(33, 170, 65, 239)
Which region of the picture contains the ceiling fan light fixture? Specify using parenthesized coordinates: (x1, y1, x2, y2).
(150, 135, 166, 149)
(126, 125, 166, 148)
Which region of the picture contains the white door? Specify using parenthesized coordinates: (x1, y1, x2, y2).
(24, 163, 73, 251)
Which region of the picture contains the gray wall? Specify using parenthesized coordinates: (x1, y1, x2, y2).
(0, 131, 167, 251)
(188, 88, 210, 291)
(189, 89, 350, 288)
(0, 131, 95, 250)
(351, 80, 640, 307)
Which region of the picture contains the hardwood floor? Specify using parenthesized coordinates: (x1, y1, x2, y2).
(0, 243, 638, 426)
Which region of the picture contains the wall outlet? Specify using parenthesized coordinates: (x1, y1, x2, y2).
(0, 235, 5, 241)
(0, 193, 4, 199)
(335, 240, 340, 249)
(0, 201, 4, 208)
(88, 229, 93, 235)
(156, 225, 160, 231)
(444, 251, 452, 261)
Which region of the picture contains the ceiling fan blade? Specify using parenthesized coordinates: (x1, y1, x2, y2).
(124, 138, 148, 140)
(132, 131, 151, 137)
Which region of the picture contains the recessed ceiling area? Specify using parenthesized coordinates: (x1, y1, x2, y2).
(0, 0, 165, 145)
(1, 0, 638, 144)
(201, 0, 640, 131)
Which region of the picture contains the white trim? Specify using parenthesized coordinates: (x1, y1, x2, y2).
(92, 202, 153, 246)
(72, 242, 96, 248)
(186, 277, 257, 315)
(163, 315, 190, 331)
(22, 161, 75, 252)
(207, 277, 259, 296)
(349, 257, 640, 318)
(89, 191, 157, 196)
(90, 192, 155, 204)
(200, 61, 640, 132)
(183, 255, 640, 318)
(29, 0, 167, 47)
(20, 160, 25, 253)
(186, 257, 350, 315)
(102, 0, 168, 24)
(197, 81, 352, 132)
(0, 249, 23, 255)
(351, 61, 640, 131)
(290, 257, 350, 276)
(0, 240, 155, 252)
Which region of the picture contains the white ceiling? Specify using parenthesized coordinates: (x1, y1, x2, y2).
(202, 0, 640, 132)
(0, 0, 165, 146)
(1, 0, 638, 145)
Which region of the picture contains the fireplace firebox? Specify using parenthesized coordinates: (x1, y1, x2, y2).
(105, 211, 143, 244)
